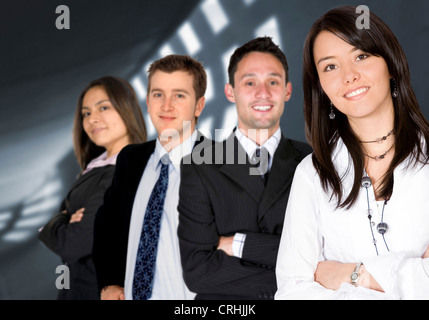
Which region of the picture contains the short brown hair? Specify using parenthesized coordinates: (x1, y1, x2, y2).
(228, 36, 289, 87)
(147, 54, 207, 101)
(73, 76, 147, 169)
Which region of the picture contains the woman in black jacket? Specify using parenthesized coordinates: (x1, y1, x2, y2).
(39, 76, 147, 299)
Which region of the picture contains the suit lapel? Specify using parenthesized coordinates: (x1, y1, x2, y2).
(218, 134, 265, 201)
(259, 135, 301, 218)
(128, 140, 156, 194)
(67, 166, 112, 197)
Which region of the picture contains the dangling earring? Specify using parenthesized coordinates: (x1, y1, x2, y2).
(391, 78, 398, 98)
(329, 102, 336, 120)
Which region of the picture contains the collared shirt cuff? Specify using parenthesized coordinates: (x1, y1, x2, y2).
(232, 233, 247, 258)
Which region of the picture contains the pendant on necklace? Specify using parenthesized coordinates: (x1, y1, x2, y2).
(364, 143, 394, 161)
(360, 129, 394, 144)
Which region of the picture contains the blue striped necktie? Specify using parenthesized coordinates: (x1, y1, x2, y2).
(132, 154, 170, 300)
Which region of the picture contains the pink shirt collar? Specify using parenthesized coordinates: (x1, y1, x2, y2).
(82, 151, 118, 175)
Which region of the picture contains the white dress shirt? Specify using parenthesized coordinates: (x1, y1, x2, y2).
(235, 127, 280, 172)
(124, 131, 198, 300)
(275, 138, 429, 299)
(232, 128, 281, 257)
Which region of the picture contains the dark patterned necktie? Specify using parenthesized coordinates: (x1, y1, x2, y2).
(251, 147, 270, 184)
(132, 155, 170, 300)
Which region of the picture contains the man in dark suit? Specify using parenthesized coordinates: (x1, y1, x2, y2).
(92, 54, 208, 300)
(178, 37, 312, 300)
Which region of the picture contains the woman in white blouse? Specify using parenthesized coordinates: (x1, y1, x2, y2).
(275, 6, 429, 299)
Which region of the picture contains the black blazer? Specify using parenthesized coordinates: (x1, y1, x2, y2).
(39, 165, 115, 300)
(178, 133, 311, 300)
(92, 134, 209, 292)
(92, 140, 156, 291)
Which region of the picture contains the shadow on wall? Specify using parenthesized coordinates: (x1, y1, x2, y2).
(0, 149, 80, 299)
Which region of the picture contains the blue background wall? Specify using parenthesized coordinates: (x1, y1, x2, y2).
(0, 0, 427, 299)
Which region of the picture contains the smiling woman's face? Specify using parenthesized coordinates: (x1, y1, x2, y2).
(82, 86, 129, 157)
(313, 30, 393, 122)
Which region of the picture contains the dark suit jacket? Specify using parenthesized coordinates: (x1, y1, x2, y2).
(178, 132, 311, 300)
(92, 140, 156, 291)
(39, 165, 115, 300)
(93, 134, 209, 292)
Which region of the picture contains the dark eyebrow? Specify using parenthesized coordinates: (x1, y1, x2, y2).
(268, 72, 283, 78)
(241, 73, 256, 80)
(150, 88, 190, 95)
(317, 56, 335, 66)
(150, 88, 163, 93)
(173, 89, 190, 95)
(316, 47, 361, 66)
(241, 72, 283, 80)
(82, 99, 110, 110)
(95, 99, 110, 105)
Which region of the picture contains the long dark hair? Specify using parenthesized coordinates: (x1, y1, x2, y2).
(303, 5, 429, 208)
(73, 76, 147, 169)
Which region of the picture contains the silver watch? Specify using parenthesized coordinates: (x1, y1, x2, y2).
(350, 262, 362, 286)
